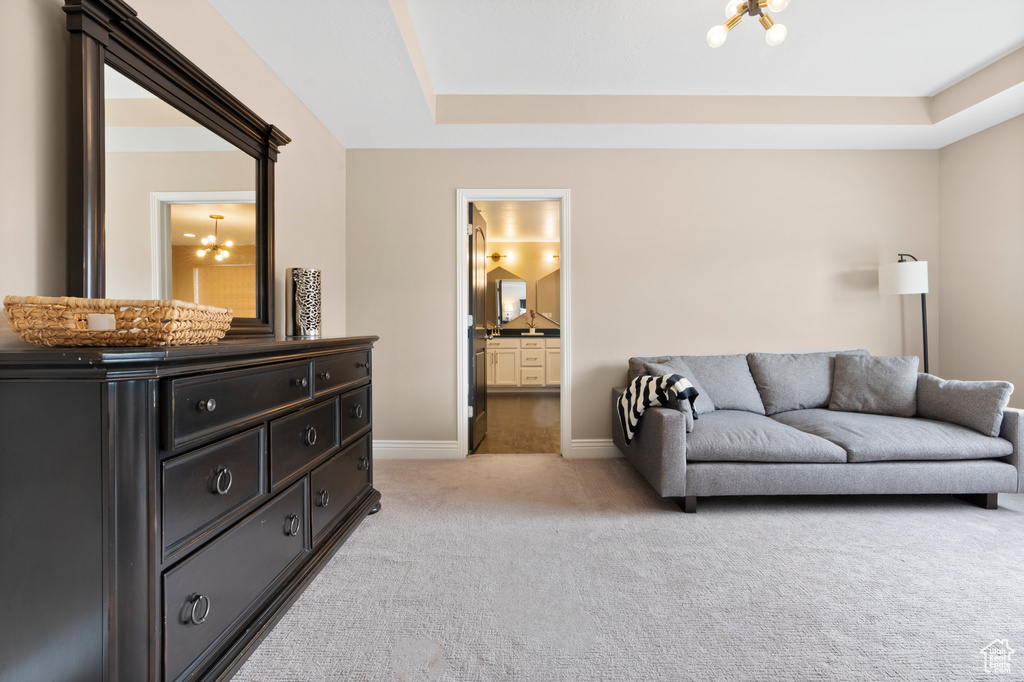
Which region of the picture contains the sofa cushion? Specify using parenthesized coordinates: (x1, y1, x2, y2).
(917, 373, 1014, 437)
(747, 350, 870, 415)
(681, 354, 766, 415)
(828, 354, 919, 418)
(773, 409, 1013, 463)
(686, 410, 847, 463)
(642, 359, 715, 415)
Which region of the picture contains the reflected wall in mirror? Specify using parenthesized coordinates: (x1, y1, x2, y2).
(105, 65, 257, 311)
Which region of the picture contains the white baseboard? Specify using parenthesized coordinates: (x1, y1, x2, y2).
(567, 439, 622, 459)
(373, 440, 462, 460)
(372, 438, 622, 460)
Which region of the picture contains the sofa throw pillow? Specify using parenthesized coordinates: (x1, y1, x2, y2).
(828, 354, 919, 417)
(747, 349, 870, 415)
(680, 354, 765, 415)
(627, 355, 676, 383)
(643, 359, 715, 415)
(917, 373, 1014, 437)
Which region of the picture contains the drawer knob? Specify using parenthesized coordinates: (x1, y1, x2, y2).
(294, 377, 309, 388)
(196, 398, 217, 413)
(211, 467, 233, 495)
(349, 404, 364, 419)
(356, 361, 369, 369)
(285, 514, 301, 537)
(358, 455, 370, 471)
(316, 489, 330, 508)
(303, 426, 318, 446)
(188, 593, 211, 626)
(319, 370, 331, 381)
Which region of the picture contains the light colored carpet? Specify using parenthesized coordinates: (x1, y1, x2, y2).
(232, 455, 1024, 681)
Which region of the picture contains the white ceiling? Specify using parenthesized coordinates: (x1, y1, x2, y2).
(208, 0, 1024, 150)
(476, 201, 561, 243)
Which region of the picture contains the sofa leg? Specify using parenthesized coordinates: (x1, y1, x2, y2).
(957, 493, 998, 510)
(672, 496, 697, 513)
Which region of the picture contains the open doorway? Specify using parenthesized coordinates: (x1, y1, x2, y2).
(456, 190, 571, 459)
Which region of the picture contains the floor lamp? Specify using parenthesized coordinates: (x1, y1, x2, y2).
(879, 253, 929, 373)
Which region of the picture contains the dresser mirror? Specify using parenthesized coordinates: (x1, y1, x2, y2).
(65, 0, 289, 337)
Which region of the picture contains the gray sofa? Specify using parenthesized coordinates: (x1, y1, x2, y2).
(611, 350, 1022, 512)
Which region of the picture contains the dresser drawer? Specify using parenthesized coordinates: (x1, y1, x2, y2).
(168, 360, 312, 450)
(270, 399, 339, 488)
(519, 337, 544, 350)
(314, 351, 370, 396)
(340, 386, 371, 442)
(310, 436, 371, 544)
(162, 426, 267, 556)
(519, 350, 544, 367)
(519, 368, 545, 386)
(163, 480, 307, 682)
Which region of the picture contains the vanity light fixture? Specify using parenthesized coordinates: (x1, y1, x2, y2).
(707, 0, 789, 48)
(197, 214, 233, 261)
(489, 252, 508, 262)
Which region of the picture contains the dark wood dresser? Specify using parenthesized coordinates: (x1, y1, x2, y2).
(0, 334, 380, 682)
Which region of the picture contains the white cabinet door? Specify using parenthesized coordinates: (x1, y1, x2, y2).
(545, 349, 561, 386)
(493, 348, 519, 386)
(486, 349, 495, 384)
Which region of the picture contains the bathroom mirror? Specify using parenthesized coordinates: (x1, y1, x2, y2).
(65, 0, 289, 337)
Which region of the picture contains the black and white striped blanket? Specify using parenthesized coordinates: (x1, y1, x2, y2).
(617, 374, 699, 445)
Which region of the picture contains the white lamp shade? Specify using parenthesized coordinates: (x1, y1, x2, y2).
(879, 260, 928, 295)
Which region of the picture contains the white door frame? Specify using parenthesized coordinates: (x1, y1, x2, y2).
(456, 189, 572, 459)
(149, 190, 256, 299)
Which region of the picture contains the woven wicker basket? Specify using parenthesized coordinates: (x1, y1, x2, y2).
(3, 295, 233, 347)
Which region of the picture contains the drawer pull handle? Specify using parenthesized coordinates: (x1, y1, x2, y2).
(303, 427, 318, 446)
(294, 377, 309, 388)
(316, 489, 330, 508)
(319, 370, 331, 381)
(350, 404, 364, 419)
(197, 398, 217, 413)
(211, 467, 233, 495)
(358, 455, 370, 471)
(188, 594, 211, 626)
(285, 514, 301, 537)
(356, 361, 369, 369)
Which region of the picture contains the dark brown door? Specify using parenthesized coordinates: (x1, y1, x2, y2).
(469, 203, 488, 452)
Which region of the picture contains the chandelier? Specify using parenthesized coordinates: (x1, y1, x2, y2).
(196, 214, 233, 261)
(707, 0, 790, 48)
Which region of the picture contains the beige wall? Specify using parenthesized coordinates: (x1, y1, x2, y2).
(1, 0, 347, 336)
(347, 149, 940, 444)
(938, 114, 1024, 405)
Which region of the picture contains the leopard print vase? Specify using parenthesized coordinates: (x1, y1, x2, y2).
(287, 268, 321, 337)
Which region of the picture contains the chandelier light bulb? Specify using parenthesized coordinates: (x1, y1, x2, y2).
(197, 249, 206, 257)
(725, 0, 745, 18)
(225, 240, 234, 247)
(767, 0, 790, 11)
(707, 24, 729, 48)
(765, 23, 787, 46)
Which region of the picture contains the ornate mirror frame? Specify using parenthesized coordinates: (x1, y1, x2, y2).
(64, 0, 289, 337)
